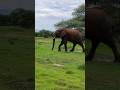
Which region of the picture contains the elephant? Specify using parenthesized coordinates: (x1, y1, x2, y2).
(52, 28, 85, 52)
(86, 7, 120, 62)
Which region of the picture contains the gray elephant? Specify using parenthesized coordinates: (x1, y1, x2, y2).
(52, 28, 85, 52)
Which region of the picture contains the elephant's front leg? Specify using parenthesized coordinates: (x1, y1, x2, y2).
(70, 43, 76, 52)
(58, 40, 64, 51)
(64, 41, 68, 52)
(86, 40, 100, 61)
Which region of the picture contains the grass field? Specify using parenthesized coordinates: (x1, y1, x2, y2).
(0, 26, 34, 90)
(86, 40, 120, 90)
(35, 37, 85, 90)
(1, 26, 120, 90)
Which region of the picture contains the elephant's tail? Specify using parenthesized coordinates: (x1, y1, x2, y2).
(52, 38, 55, 50)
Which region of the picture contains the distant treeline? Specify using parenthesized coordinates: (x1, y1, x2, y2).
(0, 8, 34, 28)
(35, 30, 53, 38)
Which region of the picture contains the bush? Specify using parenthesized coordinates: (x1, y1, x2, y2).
(35, 30, 53, 38)
(0, 8, 34, 29)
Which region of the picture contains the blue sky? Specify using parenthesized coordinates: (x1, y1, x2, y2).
(35, 0, 85, 32)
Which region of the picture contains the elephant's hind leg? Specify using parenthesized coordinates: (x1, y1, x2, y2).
(79, 42, 85, 52)
(103, 38, 120, 62)
(58, 40, 64, 51)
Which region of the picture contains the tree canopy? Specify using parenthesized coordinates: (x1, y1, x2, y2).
(55, 4, 85, 31)
(0, 8, 34, 28)
(35, 29, 53, 38)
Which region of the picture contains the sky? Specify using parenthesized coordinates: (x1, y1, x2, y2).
(0, 0, 34, 11)
(35, 0, 85, 31)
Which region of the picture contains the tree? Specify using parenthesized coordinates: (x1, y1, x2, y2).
(72, 4, 85, 21)
(55, 4, 85, 31)
(10, 8, 34, 28)
(0, 14, 10, 26)
(35, 29, 53, 38)
(0, 8, 34, 28)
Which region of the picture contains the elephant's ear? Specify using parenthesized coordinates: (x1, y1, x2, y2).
(60, 31, 67, 38)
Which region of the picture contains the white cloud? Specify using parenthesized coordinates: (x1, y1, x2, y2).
(35, 0, 85, 31)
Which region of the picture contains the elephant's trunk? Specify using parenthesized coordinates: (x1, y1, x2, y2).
(52, 38, 55, 50)
(52, 32, 56, 50)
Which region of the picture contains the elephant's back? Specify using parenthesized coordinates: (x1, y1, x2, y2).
(86, 7, 112, 40)
(65, 29, 82, 42)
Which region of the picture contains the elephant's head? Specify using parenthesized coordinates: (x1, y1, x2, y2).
(52, 29, 64, 50)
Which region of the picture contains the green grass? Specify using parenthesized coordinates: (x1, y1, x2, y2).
(0, 26, 34, 90)
(1, 26, 120, 90)
(86, 40, 120, 90)
(35, 37, 85, 90)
